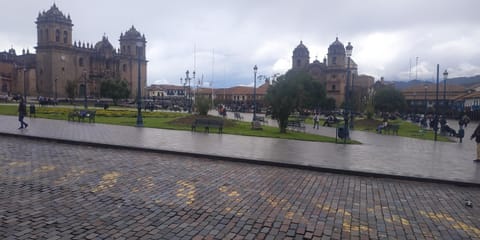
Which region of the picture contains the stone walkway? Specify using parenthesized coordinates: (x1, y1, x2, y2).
(0, 113, 479, 185)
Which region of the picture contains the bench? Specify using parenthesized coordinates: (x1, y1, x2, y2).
(383, 124, 399, 135)
(191, 118, 224, 133)
(234, 112, 243, 120)
(253, 116, 268, 125)
(67, 110, 96, 123)
(287, 120, 306, 132)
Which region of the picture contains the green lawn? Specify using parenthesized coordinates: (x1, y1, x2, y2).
(353, 118, 452, 142)
(0, 104, 347, 143)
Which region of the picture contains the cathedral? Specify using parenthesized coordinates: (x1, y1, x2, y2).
(0, 4, 147, 100)
(291, 38, 373, 107)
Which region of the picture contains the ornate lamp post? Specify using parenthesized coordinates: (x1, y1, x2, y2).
(434, 64, 440, 141)
(253, 65, 258, 121)
(346, 42, 353, 130)
(443, 69, 448, 115)
(136, 42, 144, 127)
(185, 70, 192, 113)
(83, 69, 88, 109)
(23, 65, 27, 103)
(424, 84, 428, 114)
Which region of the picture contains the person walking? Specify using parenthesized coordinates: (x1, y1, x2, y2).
(313, 113, 320, 129)
(18, 98, 28, 129)
(470, 123, 480, 162)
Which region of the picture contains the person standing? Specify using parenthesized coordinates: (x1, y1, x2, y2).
(313, 113, 320, 129)
(470, 123, 480, 162)
(18, 98, 28, 129)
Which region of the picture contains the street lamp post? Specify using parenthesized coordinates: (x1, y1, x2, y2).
(185, 71, 192, 113)
(346, 42, 353, 130)
(434, 64, 439, 141)
(443, 69, 448, 115)
(136, 43, 144, 127)
(253, 65, 258, 121)
(83, 69, 87, 109)
(180, 77, 186, 110)
(424, 84, 428, 114)
(55, 78, 57, 102)
(23, 65, 27, 103)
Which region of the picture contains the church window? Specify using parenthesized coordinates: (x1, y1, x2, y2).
(55, 29, 60, 42)
(45, 29, 49, 41)
(332, 57, 337, 65)
(332, 85, 336, 91)
(63, 31, 68, 43)
(79, 58, 84, 67)
(296, 59, 301, 67)
(122, 46, 125, 54)
(127, 46, 131, 54)
(122, 64, 127, 72)
(39, 30, 43, 42)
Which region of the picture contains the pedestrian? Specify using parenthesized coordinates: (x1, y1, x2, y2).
(29, 103, 36, 118)
(470, 123, 480, 162)
(457, 125, 464, 143)
(313, 113, 319, 129)
(18, 98, 28, 129)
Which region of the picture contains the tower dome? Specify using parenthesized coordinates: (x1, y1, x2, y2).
(293, 41, 309, 57)
(328, 37, 345, 55)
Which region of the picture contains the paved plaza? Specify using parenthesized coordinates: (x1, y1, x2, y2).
(0, 114, 479, 185)
(0, 136, 479, 239)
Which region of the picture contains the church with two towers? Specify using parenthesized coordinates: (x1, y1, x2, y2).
(291, 38, 373, 107)
(0, 4, 147, 100)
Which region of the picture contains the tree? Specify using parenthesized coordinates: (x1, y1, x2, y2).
(320, 97, 336, 111)
(65, 80, 77, 102)
(373, 86, 407, 113)
(195, 96, 211, 116)
(265, 70, 326, 133)
(100, 79, 130, 105)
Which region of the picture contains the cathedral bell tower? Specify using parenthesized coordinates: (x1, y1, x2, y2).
(36, 3, 73, 49)
(119, 26, 147, 98)
(292, 41, 310, 70)
(35, 4, 74, 98)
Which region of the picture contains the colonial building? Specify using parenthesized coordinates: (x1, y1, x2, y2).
(0, 4, 147, 100)
(291, 38, 370, 107)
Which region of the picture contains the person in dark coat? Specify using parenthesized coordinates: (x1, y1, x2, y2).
(470, 123, 480, 162)
(18, 98, 28, 129)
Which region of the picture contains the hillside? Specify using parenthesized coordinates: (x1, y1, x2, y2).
(390, 75, 480, 90)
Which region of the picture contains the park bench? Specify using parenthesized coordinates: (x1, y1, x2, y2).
(67, 110, 96, 123)
(191, 118, 224, 133)
(287, 119, 306, 132)
(383, 124, 399, 135)
(253, 116, 268, 125)
(234, 112, 243, 120)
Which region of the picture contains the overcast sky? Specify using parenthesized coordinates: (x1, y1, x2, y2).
(1, 0, 479, 87)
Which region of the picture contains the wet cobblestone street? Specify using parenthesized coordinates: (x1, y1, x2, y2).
(1, 137, 479, 239)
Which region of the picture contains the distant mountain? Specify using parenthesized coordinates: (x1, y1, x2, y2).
(390, 75, 480, 90)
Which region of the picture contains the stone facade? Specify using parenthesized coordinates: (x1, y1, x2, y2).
(0, 4, 147, 100)
(291, 38, 362, 107)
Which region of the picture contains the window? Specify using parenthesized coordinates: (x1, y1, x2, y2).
(63, 31, 68, 43)
(332, 85, 336, 91)
(122, 64, 127, 72)
(79, 58, 84, 67)
(45, 29, 49, 41)
(127, 46, 131, 54)
(332, 57, 337, 65)
(296, 59, 301, 67)
(55, 29, 60, 42)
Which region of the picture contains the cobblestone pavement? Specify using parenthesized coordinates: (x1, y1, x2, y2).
(1, 137, 479, 239)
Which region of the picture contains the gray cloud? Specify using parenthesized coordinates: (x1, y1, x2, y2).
(1, 0, 479, 87)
